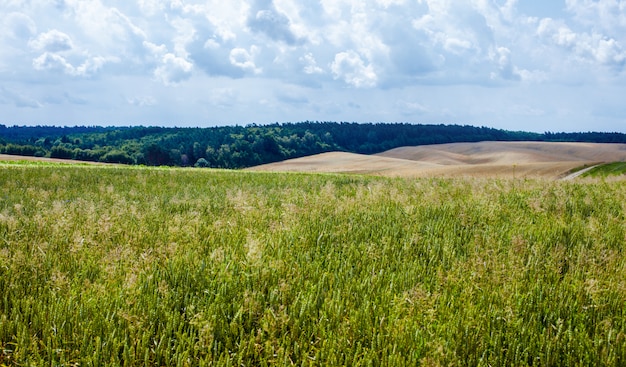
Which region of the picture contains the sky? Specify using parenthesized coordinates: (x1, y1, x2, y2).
(1, 0, 625, 133)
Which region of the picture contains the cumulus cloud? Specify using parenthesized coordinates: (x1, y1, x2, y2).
(300, 53, 324, 74)
(594, 37, 626, 67)
(412, 4, 482, 56)
(168, 6, 252, 78)
(154, 53, 194, 85)
(28, 29, 74, 52)
(143, 41, 167, 57)
(32, 53, 72, 73)
(2, 1, 626, 132)
(331, 50, 377, 88)
(565, 0, 626, 30)
(247, 5, 300, 45)
(32, 52, 116, 77)
(537, 17, 626, 70)
(229, 47, 262, 74)
(490, 46, 521, 81)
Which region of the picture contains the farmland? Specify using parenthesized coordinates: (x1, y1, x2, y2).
(249, 141, 626, 179)
(1, 162, 625, 366)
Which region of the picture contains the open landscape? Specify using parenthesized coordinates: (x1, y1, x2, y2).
(1, 151, 625, 365)
(249, 141, 626, 179)
(4, 0, 626, 364)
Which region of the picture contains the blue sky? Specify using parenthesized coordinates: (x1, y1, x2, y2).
(1, 0, 625, 132)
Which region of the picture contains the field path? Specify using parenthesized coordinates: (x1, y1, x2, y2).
(560, 164, 601, 180)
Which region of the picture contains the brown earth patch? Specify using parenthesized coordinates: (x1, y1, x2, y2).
(248, 142, 626, 179)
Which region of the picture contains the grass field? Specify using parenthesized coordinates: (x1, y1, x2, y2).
(1, 163, 625, 366)
(583, 162, 626, 178)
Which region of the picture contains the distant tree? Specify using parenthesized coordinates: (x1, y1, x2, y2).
(101, 150, 135, 164)
(1, 144, 44, 157)
(73, 148, 105, 162)
(50, 145, 73, 159)
(142, 144, 172, 166)
(194, 158, 210, 168)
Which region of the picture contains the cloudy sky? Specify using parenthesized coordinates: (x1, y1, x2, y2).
(1, 0, 625, 132)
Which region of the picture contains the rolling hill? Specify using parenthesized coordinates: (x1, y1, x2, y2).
(248, 141, 626, 179)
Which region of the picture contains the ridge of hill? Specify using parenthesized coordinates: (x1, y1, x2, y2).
(378, 141, 626, 164)
(2, 122, 626, 168)
(248, 141, 626, 179)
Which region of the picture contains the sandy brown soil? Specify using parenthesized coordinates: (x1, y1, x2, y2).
(247, 141, 626, 179)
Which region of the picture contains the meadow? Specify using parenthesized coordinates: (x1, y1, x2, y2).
(0, 162, 625, 366)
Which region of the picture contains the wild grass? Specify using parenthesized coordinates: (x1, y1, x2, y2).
(583, 162, 626, 178)
(1, 163, 625, 366)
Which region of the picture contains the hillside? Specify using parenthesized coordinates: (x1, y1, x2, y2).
(249, 141, 626, 179)
(2, 122, 626, 168)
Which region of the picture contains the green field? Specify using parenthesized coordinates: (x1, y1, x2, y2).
(1, 163, 625, 366)
(583, 162, 626, 178)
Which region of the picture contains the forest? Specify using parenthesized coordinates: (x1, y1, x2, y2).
(1, 122, 626, 168)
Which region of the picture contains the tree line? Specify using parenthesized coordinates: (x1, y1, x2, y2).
(1, 122, 625, 168)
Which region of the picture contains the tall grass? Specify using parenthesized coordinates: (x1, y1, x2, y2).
(1, 164, 625, 366)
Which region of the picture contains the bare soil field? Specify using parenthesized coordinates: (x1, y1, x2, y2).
(248, 141, 626, 179)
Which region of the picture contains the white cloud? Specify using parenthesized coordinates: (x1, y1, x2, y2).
(300, 53, 324, 74)
(137, 0, 163, 16)
(32, 53, 74, 74)
(377, 0, 406, 8)
(594, 37, 626, 66)
(143, 41, 167, 57)
(2, 1, 626, 132)
(229, 46, 262, 74)
(537, 17, 626, 70)
(247, 6, 300, 45)
(489, 46, 521, 81)
(32, 51, 117, 77)
(331, 50, 378, 88)
(537, 18, 576, 47)
(169, 17, 197, 59)
(28, 29, 74, 52)
(565, 0, 626, 30)
(154, 53, 194, 85)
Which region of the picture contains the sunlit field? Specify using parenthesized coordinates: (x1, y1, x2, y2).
(1, 163, 625, 366)
(584, 162, 626, 178)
